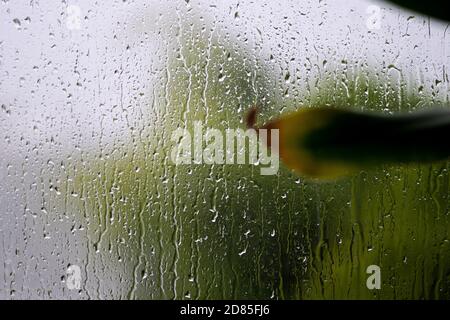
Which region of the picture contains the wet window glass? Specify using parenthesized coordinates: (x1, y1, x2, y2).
(0, 0, 449, 299)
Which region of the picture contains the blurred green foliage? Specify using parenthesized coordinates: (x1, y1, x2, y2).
(64, 15, 450, 299)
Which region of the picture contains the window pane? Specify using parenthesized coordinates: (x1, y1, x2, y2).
(0, 0, 449, 299)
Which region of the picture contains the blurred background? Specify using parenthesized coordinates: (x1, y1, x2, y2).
(0, 0, 449, 299)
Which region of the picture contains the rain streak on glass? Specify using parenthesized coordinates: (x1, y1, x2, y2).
(0, 0, 449, 299)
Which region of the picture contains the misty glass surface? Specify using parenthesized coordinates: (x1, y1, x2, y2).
(0, 0, 449, 299)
